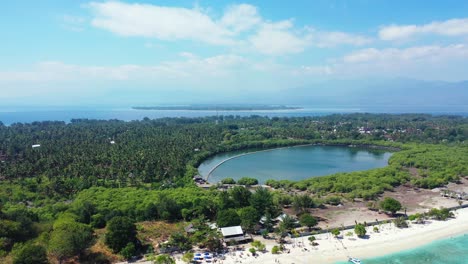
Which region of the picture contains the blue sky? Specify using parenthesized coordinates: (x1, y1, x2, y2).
(1, 0, 468, 106)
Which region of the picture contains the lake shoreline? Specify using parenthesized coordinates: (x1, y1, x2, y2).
(200, 142, 399, 182)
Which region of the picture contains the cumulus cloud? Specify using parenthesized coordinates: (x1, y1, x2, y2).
(293, 65, 334, 75)
(0, 55, 293, 102)
(89, 1, 235, 45)
(311, 31, 372, 47)
(342, 44, 468, 63)
(379, 18, 468, 41)
(249, 20, 310, 55)
(0, 54, 249, 83)
(4, 42, 467, 88)
(291, 43, 468, 81)
(221, 4, 261, 33)
(330, 44, 468, 80)
(87, 1, 373, 55)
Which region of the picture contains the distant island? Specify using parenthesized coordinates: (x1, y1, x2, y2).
(132, 105, 303, 111)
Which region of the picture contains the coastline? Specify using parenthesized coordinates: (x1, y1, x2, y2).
(175, 207, 468, 264)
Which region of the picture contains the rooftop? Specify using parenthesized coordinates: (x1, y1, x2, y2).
(220, 226, 243, 237)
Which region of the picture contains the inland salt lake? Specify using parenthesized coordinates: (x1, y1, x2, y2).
(198, 144, 393, 184)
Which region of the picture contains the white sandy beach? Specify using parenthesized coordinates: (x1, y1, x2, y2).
(175, 207, 468, 264)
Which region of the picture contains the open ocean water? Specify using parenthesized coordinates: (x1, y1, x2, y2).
(0, 106, 334, 125)
(337, 234, 468, 264)
(0, 105, 467, 125)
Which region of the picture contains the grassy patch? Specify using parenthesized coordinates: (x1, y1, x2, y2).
(137, 221, 183, 248)
(87, 228, 122, 263)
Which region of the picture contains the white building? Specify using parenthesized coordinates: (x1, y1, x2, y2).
(220, 226, 250, 243)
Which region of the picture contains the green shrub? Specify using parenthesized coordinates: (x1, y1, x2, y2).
(325, 196, 341, 206)
(13, 243, 48, 264)
(237, 177, 258, 186)
(120, 243, 136, 260)
(380, 197, 402, 215)
(354, 224, 366, 237)
(331, 228, 340, 237)
(427, 208, 454, 220)
(221, 178, 236, 184)
(105, 216, 137, 253)
(271, 245, 280, 254)
(393, 217, 408, 228)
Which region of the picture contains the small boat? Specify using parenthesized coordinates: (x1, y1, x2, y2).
(348, 257, 362, 263)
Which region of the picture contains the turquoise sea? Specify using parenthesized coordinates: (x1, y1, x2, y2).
(337, 234, 468, 264)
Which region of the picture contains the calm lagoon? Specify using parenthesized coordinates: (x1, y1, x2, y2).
(198, 145, 393, 183)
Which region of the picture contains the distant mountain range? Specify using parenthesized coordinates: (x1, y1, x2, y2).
(274, 79, 468, 107)
(135, 79, 468, 113)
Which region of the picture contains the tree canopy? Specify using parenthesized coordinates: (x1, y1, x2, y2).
(48, 215, 93, 260)
(216, 209, 241, 227)
(354, 224, 367, 237)
(380, 197, 402, 215)
(105, 216, 137, 253)
(299, 214, 318, 231)
(13, 244, 48, 264)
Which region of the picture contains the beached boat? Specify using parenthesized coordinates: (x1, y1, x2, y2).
(348, 257, 362, 263)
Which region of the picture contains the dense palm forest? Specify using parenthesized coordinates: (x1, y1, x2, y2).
(0, 114, 467, 263)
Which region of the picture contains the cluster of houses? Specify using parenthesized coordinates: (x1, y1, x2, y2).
(440, 189, 468, 200)
(184, 213, 298, 247)
(183, 223, 252, 245)
(163, 213, 299, 254)
(357, 127, 373, 135)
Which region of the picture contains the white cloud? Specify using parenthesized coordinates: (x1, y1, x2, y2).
(2, 43, 468, 102)
(289, 43, 468, 81)
(343, 44, 468, 63)
(342, 48, 381, 63)
(249, 20, 310, 55)
(4, 44, 467, 85)
(247, 22, 371, 55)
(221, 4, 261, 33)
(0, 54, 249, 83)
(294, 65, 333, 75)
(311, 30, 372, 47)
(379, 18, 468, 41)
(0, 55, 289, 102)
(330, 44, 468, 80)
(87, 1, 373, 55)
(89, 1, 235, 45)
(178, 52, 198, 59)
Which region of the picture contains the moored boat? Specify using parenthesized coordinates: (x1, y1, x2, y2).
(348, 257, 362, 263)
